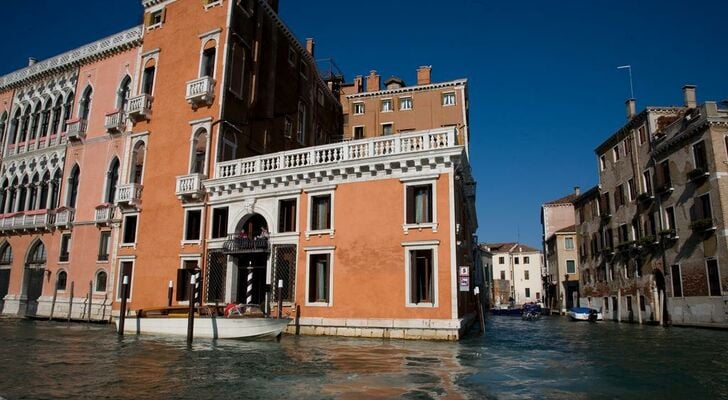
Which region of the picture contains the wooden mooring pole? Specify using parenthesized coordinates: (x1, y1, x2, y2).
(67, 282, 74, 322)
(118, 276, 129, 336)
(474, 286, 485, 334)
(168, 280, 173, 307)
(187, 274, 196, 344)
(49, 285, 58, 321)
(277, 279, 283, 319)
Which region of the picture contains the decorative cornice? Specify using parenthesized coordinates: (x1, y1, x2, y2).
(346, 79, 468, 100)
(0, 26, 143, 91)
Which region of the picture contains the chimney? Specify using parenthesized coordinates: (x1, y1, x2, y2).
(416, 65, 432, 85)
(683, 85, 697, 108)
(574, 186, 581, 196)
(366, 70, 380, 92)
(28, 57, 37, 66)
(353, 75, 363, 93)
(305, 38, 315, 58)
(625, 98, 636, 120)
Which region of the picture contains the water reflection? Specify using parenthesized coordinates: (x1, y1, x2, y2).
(0, 317, 727, 399)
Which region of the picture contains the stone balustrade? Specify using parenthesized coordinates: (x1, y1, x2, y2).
(175, 173, 206, 200)
(104, 110, 126, 133)
(115, 183, 143, 207)
(126, 94, 153, 121)
(0, 210, 55, 231)
(65, 119, 87, 141)
(185, 76, 215, 106)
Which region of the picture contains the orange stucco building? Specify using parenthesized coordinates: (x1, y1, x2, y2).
(0, 0, 478, 340)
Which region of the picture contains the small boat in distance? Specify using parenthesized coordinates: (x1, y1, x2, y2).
(116, 306, 292, 339)
(568, 307, 603, 322)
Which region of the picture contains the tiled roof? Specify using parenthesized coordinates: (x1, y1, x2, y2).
(556, 225, 576, 233)
(544, 193, 577, 205)
(481, 242, 540, 254)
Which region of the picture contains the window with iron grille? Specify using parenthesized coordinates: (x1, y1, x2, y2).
(273, 245, 296, 303)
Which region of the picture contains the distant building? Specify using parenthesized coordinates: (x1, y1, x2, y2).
(482, 242, 543, 305)
(478, 244, 494, 308)
(575, 86, 728, 328)
(541, 189, 580, 313)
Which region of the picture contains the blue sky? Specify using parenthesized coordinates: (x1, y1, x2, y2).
(2, 0, 727, 249)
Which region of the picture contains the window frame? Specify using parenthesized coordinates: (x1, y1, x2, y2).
(59, 233, 71, 263)
(276, 197, 298, 234)
(304, 247, 334, 307)
(98, 230, 111, 262)
(671, 264, 683, 297)
(94, 269, 108, 293)
(442, 91, 456, 106)
(121, 213, 139, 246)
(706, 258, 722, 297)
(183, 207, 203, 243)
(352, 125, 364, 140)
(566, 259, 576, 274)
(305, 188, 335, 238)
(211, 206, 229, 239)
(381, 122, 393, 136)
(399, 96, 413, 111)
(380, 98, 393, 112)
(564, 237, 574, 250)
(401, 176, 438, 233)
(115, 258, 135, 301)
(56, 269, 68, 292)
(403, 242, 439, 307)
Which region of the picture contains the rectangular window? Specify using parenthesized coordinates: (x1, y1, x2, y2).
(353, 126, 364, 140)
(442, 92, 455, 106)
(693, 140, 708, 171)
(284, 117, 292, 138)
(117, 261, 133, 300)
(278, 199, 297, 233)
(211, 207, 228, 239)
(297, 102, 307, 144)
(146, 9, 165, 28)
(613, 145, 621, 161)
(399, 97, 412, 110)
(642, 170, 652, 194)
(566, 260, 576, 274)
(671, 264, 683, 297)
(707, 259, 721, 296)
(122, 215, 137, 244)
(619, 224, 628, 243)
(201, 47, 216, 77)
(142, 66, 155, 95)
(615, 184, 624, 208)
(524, 270, 530, 280)
(59, 234, 71, 262)
(409, 249, 433, 303)
(604, 297, 609, 311)
(524, 256, 530, 264)
(599, 155, 606, 171)
(381, 123, 393, 136)
(353, 102, 365, 115)
(500, 270, 505, 280)
(381, 99, 392, 112)
(638, 125, 646, 145)
(406, 184, 433, 224)
(628, 178, 636, 201)
(308, 253, 330, 303)
(514, 257, 519, 265)
(698, 193, 712, 220)
(499, 257, 504, 264)
(525, 288, 531, 298)
(665, 207, 676, 230)
(564, 237, 574, 249)
(176, 260, 199, 302)
(311, 195, 331, 231)
(98, 231, 110, 261)
(627, 296, 633, 312)
(639, 295, 646, 312)
(658, 160, 672, 189)
(185, 209, 202, 241)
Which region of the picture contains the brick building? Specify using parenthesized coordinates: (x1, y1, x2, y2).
(541, 189, 580, 313)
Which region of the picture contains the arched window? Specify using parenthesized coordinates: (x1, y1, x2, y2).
(67, 165, 80, 208)
(191, 129, 208, 174)
(201, 40, 216, 78)
(95, 270, 107, 292)
(17, 176, 28, 212)
(27, 241, 46, 265)
(39, 171, 50, 209)
(8, 109, 20, 145)
(131, 142, 146, 184)
(0, 111, 7, 144)
(79, 86, 93, 121)
(142, 59, 156, 95)
(29, 102, 41, 140)
(217, 129, 237, 162)
(19, 107, 31, 142)
(56, 270, 67, 291)
(0, 242, 12, 265)
(106, 158, 120, 203)
(62, 92, 74, 132)
(8, 177, 18, 212)
(28, 174, 39, 211)
(117, 76, 131, 111)
(0, 180, 8, 213)
(51, 97, 62, 135)
(50, 170, 61, 209)
(40, 99, 51, 138)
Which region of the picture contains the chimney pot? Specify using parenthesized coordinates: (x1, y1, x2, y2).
(28, 57, 37, 66)
(353, 75, 363, 93)
(416, 65, 432, 85)
(574, 186, 581, 196)
(305, 38, 315, 58)
(683, 85, 697, 108)
(366, 70, 380, 92)
(625, 99, 636, 120)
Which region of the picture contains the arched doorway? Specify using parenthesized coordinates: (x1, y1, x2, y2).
(224, 213, 270, 307)
(654, 268, 668, 323)
(0, 242, 12, 314)
(24, 240, 46, 316)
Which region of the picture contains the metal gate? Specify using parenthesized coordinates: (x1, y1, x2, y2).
(25, 267, 44, 316)
(206, 250, 227, 303)
(272, 245, 296, 303)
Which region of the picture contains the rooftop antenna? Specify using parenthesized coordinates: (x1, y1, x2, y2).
(617, 65, 634, 99)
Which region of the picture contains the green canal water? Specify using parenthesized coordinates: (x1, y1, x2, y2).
(0, 315, 726, 399)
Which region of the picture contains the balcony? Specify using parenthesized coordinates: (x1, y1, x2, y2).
(65, 118, 87, 141)
(687, 168, 710, 183)
(175, 173, 206, 201)
(689, 218, 716, 234)
(126, 94, 153, 122)
(115, 183, 143, 208)
(222, 235, 270, 254)
(185, 76, 215, 107)
(54, 208, 75, 229)
(104, 110, 126, 133)
(0, 210, 56, 232)
(94, 203, 115, 225)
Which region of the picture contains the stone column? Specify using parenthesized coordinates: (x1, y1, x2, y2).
(23, 184, 31, 211)
(4, 188, 11, 213)
(46, 180, 54, 210)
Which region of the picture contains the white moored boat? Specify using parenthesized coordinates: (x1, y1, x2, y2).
(115, 306, 292, 339)
(567, 307, 603, 321)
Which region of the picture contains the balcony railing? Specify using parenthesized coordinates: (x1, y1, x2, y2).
(54, 208, 75, 228)
(94, 203, 115, 224)
(215, 128, 457, 180)
(0, 210, 55, 232)
(175, 173, 206, 200)
(185, 76, 215, 106)
(115, 183, 143, 207)
(126, 94, 153, 122)
(65, 119, 87, 141)
(104, 110, 126, 133)
(222, 235, 270, 254)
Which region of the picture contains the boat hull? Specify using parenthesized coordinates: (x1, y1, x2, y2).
(567, 310, 604, 321)
(116, 316, 292, 339)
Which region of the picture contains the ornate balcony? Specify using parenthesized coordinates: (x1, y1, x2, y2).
(185, 76, 215, 107)
(104, 110, 126, 133)
(65, 118, 87, 141)
(222, 234, 270, 254)
(115, 183, 143, 208)
(54, 208, 75, 229)
(126, 94, 153, 122)
(175, 173, 206, 201)
(94, 203, 115, 225)
(0, 210, 56, 232)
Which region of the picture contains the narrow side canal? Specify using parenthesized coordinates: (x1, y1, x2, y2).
(0, 316, 726, 399)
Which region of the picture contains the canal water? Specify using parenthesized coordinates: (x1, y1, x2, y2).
(0, 316, 726, 399)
